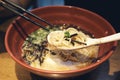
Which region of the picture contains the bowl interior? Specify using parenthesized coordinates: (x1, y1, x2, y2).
(5, 6, 117, 77)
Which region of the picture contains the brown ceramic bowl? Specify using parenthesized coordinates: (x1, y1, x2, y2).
(5, 6, 117, 79)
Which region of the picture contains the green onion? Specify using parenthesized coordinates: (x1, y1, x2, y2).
(64, 31, 70, 38)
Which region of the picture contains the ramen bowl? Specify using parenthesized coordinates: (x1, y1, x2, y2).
(5, 6, 117, 79)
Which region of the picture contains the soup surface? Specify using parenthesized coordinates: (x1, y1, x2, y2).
(22, 24, 99, 71)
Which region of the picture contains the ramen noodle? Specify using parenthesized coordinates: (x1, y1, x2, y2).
(22, 24, 99, 71)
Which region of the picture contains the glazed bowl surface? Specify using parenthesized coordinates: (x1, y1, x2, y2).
(5, 6, 117, 79)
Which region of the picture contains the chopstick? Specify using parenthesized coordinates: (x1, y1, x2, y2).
(0, 0, 51, 31)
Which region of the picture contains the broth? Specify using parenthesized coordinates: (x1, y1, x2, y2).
(22, 24, 99, 71)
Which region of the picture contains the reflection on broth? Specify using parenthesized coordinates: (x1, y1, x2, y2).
(22, 24, 99, 71)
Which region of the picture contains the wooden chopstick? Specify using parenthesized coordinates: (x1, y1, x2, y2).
(0, 0, 50, 31)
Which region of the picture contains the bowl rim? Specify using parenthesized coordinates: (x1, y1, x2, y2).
(5, 6, 117, 74)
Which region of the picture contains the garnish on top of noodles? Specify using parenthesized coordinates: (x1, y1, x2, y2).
(47, 27, 88, 49)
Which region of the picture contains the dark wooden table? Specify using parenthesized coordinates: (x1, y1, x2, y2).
(0, 17, 120, 80)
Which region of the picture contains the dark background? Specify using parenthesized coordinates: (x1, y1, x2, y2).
(65, 0, 120, 32)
